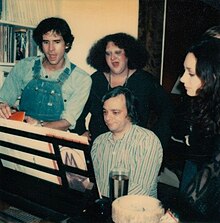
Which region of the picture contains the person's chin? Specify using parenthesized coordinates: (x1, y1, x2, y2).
(49, 60, 58, 65)
(106, 124, 115, 132)
(187, 91, 197, 97)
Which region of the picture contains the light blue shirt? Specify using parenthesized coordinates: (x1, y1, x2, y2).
(0, 55, 92, 129)
(91, 125, 163, 198)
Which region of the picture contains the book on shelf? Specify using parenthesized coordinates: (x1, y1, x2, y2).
(3, 25, 7, 62)
(15, 28, 27, 61)
(0, 25, 3, 62)
(0, 0, 2, 19)
(0, 25, 37, 63)
(28, 29, 38, 57)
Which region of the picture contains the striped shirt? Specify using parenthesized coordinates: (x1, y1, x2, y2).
(91, 124, 163, 198)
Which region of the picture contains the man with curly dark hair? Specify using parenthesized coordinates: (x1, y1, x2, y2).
(0, 17, 91, 131)
(73, 32, 173, 148)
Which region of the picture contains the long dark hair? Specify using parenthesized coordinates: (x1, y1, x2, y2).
(86, 32, 148, 72)
(33, 17, 74, 53)
(102, 86, 138, 124)
(187, 38, 220, 137)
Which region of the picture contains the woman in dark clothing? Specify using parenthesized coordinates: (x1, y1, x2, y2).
(72, 33, 173, 148)
(175, 38, 220, 221)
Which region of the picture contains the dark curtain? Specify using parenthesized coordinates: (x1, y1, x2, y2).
(138, 0, 165, 80)
(138, 0, 220, 92)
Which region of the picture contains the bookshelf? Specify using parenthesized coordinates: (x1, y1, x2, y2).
(0, 20, 37, 65)
(0, 20, 37, 88)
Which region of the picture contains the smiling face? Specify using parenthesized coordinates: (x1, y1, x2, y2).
(103, 94, 132, 139)
(180, 52, 203, 97)
(105, 41, 129, 75)
(42, 30, 66, 69)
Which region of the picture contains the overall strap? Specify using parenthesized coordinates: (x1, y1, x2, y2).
(57, 63, 76, 85)
(32, 58, 41, 79)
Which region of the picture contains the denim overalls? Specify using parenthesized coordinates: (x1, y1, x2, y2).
(19, 59, 76, 121)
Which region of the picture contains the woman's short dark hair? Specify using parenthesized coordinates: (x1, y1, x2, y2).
(33, 17, 74, 53)
(102, 86, 138, 124)
(87, 32, 148, 72)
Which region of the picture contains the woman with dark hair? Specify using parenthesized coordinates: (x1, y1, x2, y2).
(73, 32, 173, 148)
(0, 17, 91, 131)
(176, 38, 220, 221)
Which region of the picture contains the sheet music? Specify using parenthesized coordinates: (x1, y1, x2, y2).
(0, 119, 89, 186)
(0, 118, 89, 145)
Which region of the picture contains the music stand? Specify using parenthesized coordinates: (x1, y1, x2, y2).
(0, 119, 100, 222)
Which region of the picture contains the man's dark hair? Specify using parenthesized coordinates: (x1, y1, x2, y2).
(102, 86, 138, 124)
(33, 17, 74, 53)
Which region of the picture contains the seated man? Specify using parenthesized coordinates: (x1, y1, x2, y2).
(91, 86, 163, 198)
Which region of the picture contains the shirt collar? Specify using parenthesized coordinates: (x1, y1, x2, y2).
(107, 124, 135, 144)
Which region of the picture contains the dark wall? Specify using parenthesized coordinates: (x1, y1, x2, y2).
(138, 0, 220, 92)
(163, 0, 220, 92)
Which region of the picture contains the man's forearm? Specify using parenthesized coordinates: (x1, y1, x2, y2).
(41, 119, 71, 131)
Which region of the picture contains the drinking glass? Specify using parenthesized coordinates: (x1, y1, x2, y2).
(109, 167, 130, 202)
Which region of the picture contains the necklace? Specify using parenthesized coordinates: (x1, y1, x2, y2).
(108, 70, 130, 91)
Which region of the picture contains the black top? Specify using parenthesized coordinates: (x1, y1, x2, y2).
(170, 96, 216, 163)
(72, 69, 174, 148)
